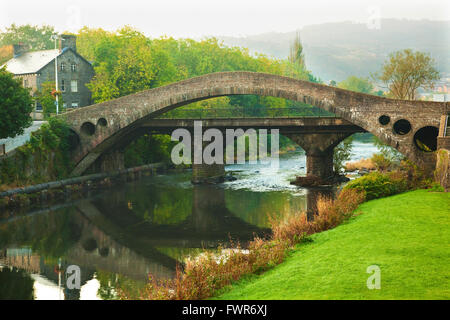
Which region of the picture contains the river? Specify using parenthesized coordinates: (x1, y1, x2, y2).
(0, 141, 379, 300)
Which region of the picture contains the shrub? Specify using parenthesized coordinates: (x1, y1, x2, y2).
(118, 239, 289, 300)
(270, 212, 314, 246)
(429, 183, 445, 192)
(344, 171, 408, 200)
(313, 188, 365, 232)
(0, 117, 73, 186)
(371, 153, 392, 172)
(344, 161, 431, 201)
(345, 158, 375, 172)
(398, 160, 432, 190)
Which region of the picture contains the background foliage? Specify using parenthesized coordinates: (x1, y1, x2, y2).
(0, 67, 33, 139)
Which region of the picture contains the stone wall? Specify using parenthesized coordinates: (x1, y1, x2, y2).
(38, 49, 94, 108)
(0, 147, 58, 185)
(436, 136, 450, 191)
(437, 137, 450, 150)
(435, 148, 449, 191)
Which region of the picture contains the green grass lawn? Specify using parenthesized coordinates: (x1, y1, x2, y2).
(216, 190, 450, 300)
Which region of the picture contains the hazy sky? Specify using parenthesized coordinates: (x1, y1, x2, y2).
(1, 0, 449, 38)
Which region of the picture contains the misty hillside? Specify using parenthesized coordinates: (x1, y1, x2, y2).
(219, 19, 450, 82)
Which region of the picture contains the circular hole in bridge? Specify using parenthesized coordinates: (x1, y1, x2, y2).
(82, 238, 98, 252)
(81, 122, 96, 136)
(414, 126, 439, 152)
(393, 119, 411, 135)
(379, 115, 390, 125)
(97, 118, 107, 127)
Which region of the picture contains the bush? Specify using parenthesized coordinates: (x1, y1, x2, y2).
(344, 161, 431, 201)
(344, 171, 407, 200)
(118, 239, 289, 300)
(0, 67, 33, 139)
(345, 158, 375, 172)
(0, 117, 73, 186)
(371, 153, 392, 172)
(398, 160, 432, 190)
(429, 183, 445, 192)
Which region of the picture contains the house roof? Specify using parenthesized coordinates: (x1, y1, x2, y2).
(1, 47, 92, 75)
(1, 49, 60, 75)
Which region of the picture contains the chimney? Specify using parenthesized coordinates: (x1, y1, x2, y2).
(60, 34, 77, 52)
(13, 43, 29, 57)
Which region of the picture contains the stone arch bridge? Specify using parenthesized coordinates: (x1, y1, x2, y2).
(61, 71, 448, 180)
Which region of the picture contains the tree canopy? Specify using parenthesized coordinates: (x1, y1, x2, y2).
(0, 68, 33, 139)
(0, 24, 320, 113)
(373, 49, 440, 100)
(337, 76, 374, 94)
(78, 26, 318, 109)
(36, 82, 64, 118)
(0, 24, 56, 51)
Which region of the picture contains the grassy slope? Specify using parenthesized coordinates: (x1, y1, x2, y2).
(216, 190, 450, 300)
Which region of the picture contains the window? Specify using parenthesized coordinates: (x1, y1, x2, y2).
(71, 63, 77, 72)
(60, 63, 65, 71)
(23, 79, 28, 87)
(63, 103, 67, 109)
(71, 102, 79, 108)
(71, 80, 78, 92)
(61, 80, 65, 92)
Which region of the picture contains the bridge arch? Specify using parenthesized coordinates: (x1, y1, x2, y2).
(62, 71, 446, 175)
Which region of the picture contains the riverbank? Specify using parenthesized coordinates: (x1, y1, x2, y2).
(215, 189, 450, 299)
(0, 163, 165, 213)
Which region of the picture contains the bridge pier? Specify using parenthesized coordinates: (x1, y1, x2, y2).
(306, 151, 334, 179)
(191, 163, 225, 184)
(190, 134, 226, 184)
(286, 132, 352, 180)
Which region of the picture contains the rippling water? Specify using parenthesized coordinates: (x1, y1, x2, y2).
(0, 141, 379, 300)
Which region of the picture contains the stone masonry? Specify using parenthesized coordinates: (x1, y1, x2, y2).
(60, 71, 448, 177)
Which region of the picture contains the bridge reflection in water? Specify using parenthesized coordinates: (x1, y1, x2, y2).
(0, 174, 332, 300)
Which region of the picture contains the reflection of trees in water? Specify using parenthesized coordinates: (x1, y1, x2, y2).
(225, 190, 307, 228)
(120, 183, 193, 225)
(0, 267, 34, 300)
(93, 185, 269, 244)
(0, 176, 337, 299)
(96, 269, 147, 300)
(224, 188, 336, 225)
(0, 205, 170, 299)
(0, 208, 82, 259)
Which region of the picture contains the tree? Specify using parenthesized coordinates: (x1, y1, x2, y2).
(333, 136, 354, 174)
(36, 82, 64, 118)
(76, 26, 112, 61)
(86, 27, 178, 103)
(0, 67, 33, 139)
(373, 49, 439, 100)
(338, 76, 374, 94)
(286, 32, 310, 81)
(373, 137, 403, 162)
(288, 32, 305, 71)
(0, 24, 56, 51)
